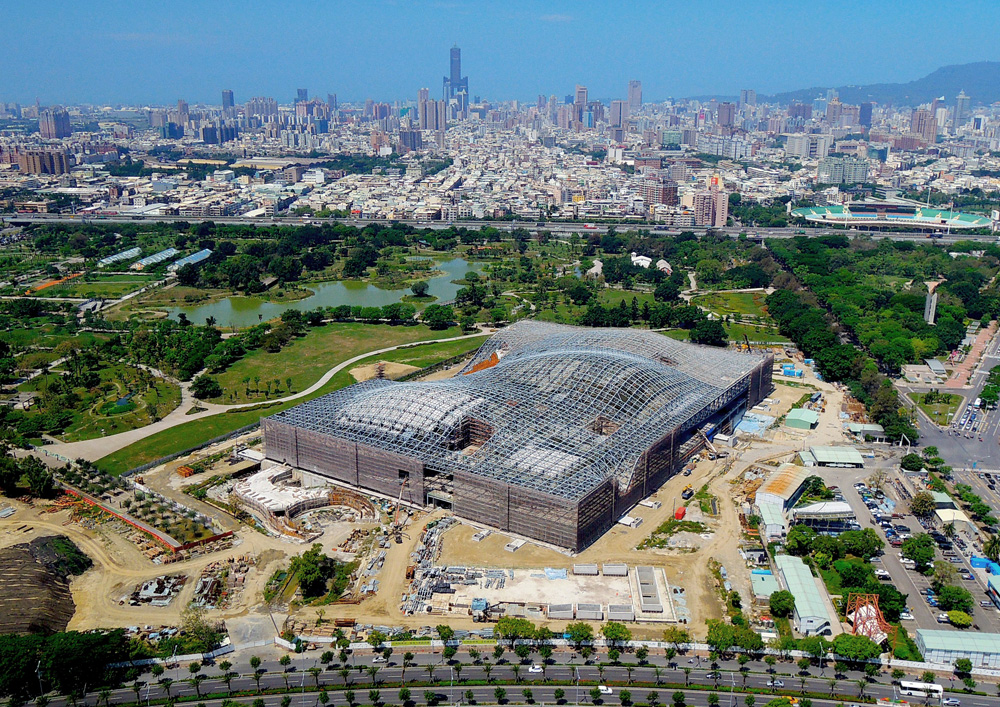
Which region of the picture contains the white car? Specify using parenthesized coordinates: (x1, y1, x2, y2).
(599, 686, 613, 695)
(900, 612, 914, 620)
(372, 655, 387, 663)
(943, 699, 961, 706)
(767, 680, 784, 688)
(528, 665, 543, 674)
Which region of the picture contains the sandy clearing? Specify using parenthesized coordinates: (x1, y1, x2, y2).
(350, 361, 421, 382)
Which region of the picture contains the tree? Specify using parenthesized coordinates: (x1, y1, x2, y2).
(602, 621, 632, 647)
(522, 688, 534, 703)
(619, 689, 632, 706)
(909, 491, 936, 518)
(436, 625, 455, 642)
(985, 534, 1000, 563)
(422, 304, 454, 330)
(494, 687, 507, 704)
(937, 586, 974, 613)
(635, 646, 649, 664)
(901, 454, 924, 472)
(249, 655, 262, 693)
(955, 658, 973, 676)
(690, 319, 727, 347)
(190, 375, 222, 399)
(673, 692, 687, 707)
(662, 626, 690, 650)
(398, 687, 411, 706)
(554, 688, 566, 703)
(218, 661, 235, 694)
(567, 622, 595, 647)
(831, 634, 882, 665)
(769, 590, 796, 618)
(901, 533, 936, 571)
(411, 281, 429, 298)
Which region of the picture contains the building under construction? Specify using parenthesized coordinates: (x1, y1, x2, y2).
(262, 322, 773, 551)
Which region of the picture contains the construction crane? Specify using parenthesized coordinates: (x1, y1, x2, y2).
(391, 478, 408, 543)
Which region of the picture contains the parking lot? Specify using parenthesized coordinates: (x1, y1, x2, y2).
(812, 463, 1000, 634)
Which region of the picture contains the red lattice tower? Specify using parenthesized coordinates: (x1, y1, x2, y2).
(846, 593, 896, 649)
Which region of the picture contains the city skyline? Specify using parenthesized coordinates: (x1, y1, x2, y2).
(4, 0, 1000, 105)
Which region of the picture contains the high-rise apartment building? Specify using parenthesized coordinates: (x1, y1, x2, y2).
(39, 108, 71, 139)
(627, 80, 642, 110)
(221, 89, 234, 114)
(717, 102, 736, 128)
(739, 89, 757, 108)
(418, 88, 430, 104)
(818, 155, 869, 184)
(643, 176, 679, 208)
(693, 178, 728, 228)
(788, 103, 813, 120)
(610, 100, 629, 128)
(327, 93, 338, 112)
(910, 108, 936, 143)
(246, 97, 278, 117)
(296, 88, 308, 103)
(784, 133, 832, 159)
(19, 149, 69, 175)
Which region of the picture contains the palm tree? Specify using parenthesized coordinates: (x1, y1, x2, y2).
(401, 652, 414, 682)
(512, 665, 522, 683)
(131, 681, 142, 705)
(366, 666, 381, 685)
(159, 677, 173, 699)
(828, 679, 839, 696)
(36, 696, 50, 707)
(683, 668, 691, 686)
(800, 677, 807, 694)
(626, 666, 634, 684)
(857, 679, 867, 698)
(339, 668, 351, 686)
(985, 534, 1000, 563)
(193, 674, 205, 698)
(943, 522, 956, 539)
(653, 667, 663, 686)
(483, 664, 493, 683)
(425, 665, 437, 683)
(99, 689, 112, 707)
(454, 664, 463, 683)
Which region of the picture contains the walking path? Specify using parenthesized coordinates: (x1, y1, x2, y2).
(947, 321, 997, 388)
(40, 331, 490, 462)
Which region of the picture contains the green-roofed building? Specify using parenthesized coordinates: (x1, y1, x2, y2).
(916, 629, 1000, 668)
(799, 446, 864, 468)
(774, 554, 839, 636)
(785, 408, 819, 430)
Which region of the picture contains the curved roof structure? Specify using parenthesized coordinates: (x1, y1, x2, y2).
(268, 322, 767, 501)
(792, 203, 992, 230)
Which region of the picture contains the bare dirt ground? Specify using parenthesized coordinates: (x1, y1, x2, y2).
(420, 360, 472, 381)
(350, 361, 421, 382)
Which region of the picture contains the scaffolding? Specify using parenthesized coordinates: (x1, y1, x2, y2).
(264, 322, 773, 549)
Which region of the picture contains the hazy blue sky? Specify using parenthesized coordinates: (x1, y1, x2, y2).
(5, 0, 999, 105)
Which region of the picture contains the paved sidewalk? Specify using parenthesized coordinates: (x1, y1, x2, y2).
(947, 320, 997, 388)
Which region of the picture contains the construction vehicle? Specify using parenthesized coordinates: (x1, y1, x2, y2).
(681, 484, 694, 500)
(391, 478, 408, 543)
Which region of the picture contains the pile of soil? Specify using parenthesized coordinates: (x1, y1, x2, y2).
(0, 535, 92, 634)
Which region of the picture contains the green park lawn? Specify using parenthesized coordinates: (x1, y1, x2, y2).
(691, 291, 769, 319)
(909, 391, 962, 426)
(725, 322, 790, 344)
(96, 335, 487, 475)
(206, 321, 465, 403)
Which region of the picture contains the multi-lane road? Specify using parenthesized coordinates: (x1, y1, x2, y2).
(3, 213, 999, 244)
(38, 650, 999, 707)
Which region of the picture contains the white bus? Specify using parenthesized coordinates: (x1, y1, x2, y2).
(899, 681, 944, 700)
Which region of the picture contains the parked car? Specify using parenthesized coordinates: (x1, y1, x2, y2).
(937, 613, 950, 623)
(900, 611, 915, 620)
(980, 600, 994, 608)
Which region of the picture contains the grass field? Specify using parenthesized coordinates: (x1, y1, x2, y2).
(909, 391, 962, 426)
(207, 322, 464, 402)
(96, 335, 486, 475)
(39, 273, 157, 299)
(691, 291, 769, 318)
(725, 322, 790, 344)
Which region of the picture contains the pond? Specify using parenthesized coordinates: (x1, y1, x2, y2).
(166, 258, 483, 328)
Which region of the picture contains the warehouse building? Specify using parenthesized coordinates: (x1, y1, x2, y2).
(799, 446, 865, 468)
(784, 408, 819, 430)
(774, 554, 840, 636)
(263, 322, 773, 552)
(916, 629, 1000, 668)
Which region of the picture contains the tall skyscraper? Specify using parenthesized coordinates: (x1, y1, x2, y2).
(859, 102, 873, 128)
(609, 100, 628, 128)
(442, 45, 469, 114)
(574, 85, 588, 127)
(221, 89, 234, 115)
(327, 93, 338, 112)
(39, 108, 71, 139)
(739, 89, 757, 108)
(955, 90, 971, 125)
(418, 87, 430, 103)
(627, 80, 642, 110)
(176, 99, 189, 123)
(296, 88, 309, 103)
(717, 102, 736, 128)
(910, 108, 936, 143)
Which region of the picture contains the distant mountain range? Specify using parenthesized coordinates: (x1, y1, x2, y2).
(693, 61, 1000, 107)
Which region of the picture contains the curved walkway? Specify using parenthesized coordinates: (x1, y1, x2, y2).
(42, 331, 490, 462)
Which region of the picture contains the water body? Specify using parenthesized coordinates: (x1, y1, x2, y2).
(166, 258, 483, 328)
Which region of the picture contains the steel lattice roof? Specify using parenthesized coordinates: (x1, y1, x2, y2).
(267, 322, 767, 501)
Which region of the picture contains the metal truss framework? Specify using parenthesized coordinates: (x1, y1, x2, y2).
(268, 321, 770, 502)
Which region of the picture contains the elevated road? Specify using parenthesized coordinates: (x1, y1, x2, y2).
(3, 213, 998, 243)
